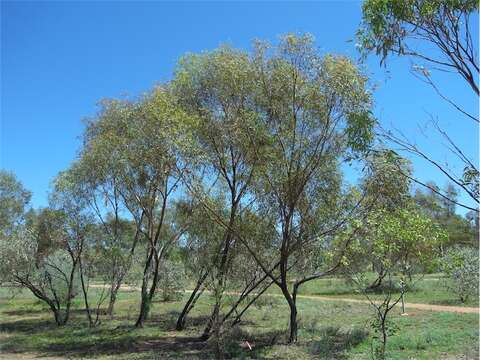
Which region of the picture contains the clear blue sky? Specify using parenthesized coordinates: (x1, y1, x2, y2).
(1, 1, 478, 214)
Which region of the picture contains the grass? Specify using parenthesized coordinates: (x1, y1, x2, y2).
(289, 273, 480, 307)
(0, 279, 478, 359)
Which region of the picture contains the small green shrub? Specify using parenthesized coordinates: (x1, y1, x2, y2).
(158, 260, 186, 302)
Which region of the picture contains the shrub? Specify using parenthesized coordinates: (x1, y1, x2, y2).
(441, 247, 479, 303)
(157, 259, 186, 302)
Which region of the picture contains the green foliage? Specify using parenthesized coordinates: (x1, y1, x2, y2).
(441, 247, 479, 303)
(2, 29, 477, 355)
(414, 184, 477, 248)
(0, 224, 80, 312)
(0, 170, 31, 236)
(157, 259, 186, 302)
(373, 207, 446, 273)
(358, 0, 478, 63)
(344, 203, 447, 281)
(362, 150, 412, 211)
(369, 309, 400, 359)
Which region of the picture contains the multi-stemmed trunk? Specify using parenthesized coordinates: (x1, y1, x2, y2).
(106, 273, 125, 317)
(106, 286, 119, 317)
(200, 200, 238, 340)
(176, 270, 209, 331)
(368, 264, 386, 290)
(227, 276, 275, 327)
(14, 257, 78, 327)
(135, 247, 160, 328)
(134, 188, 170, 328)
(57, 257, 78, 326)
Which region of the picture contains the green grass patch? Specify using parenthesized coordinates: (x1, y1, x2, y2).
(0, 282, 477, 359)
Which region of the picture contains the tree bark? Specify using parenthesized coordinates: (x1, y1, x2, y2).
(176, 270, 208, 331)
(288, 301, 298, 344)
(200, 301, 220, 341)
(106, 279, 122, 317)
(135, 245, 158, 327)
(135, 295, 152, 328)
(79, 259, 95, 327)
(368, 267, 386, 290)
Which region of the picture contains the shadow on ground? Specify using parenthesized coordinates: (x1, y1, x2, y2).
(0, 315, 212, 359)
(0, 312, 290, 359)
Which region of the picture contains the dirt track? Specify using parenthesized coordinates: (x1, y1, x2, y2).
(293, 294, 479, 314)
(91, 284, 479, 314)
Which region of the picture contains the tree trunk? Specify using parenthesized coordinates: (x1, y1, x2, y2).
(200, 198, 238, 339)
(79, 259, 96, 327)
(135, 294, 151, 328)
(368, 267, 386, 290)
(106, 280, 122, 317)
(176, 271, 208, 331)
(135, 246, 159, 328)
(288, 302, 298, 344)
(106, 291, 117, 317)
(279, 273, 298, 343)
(61, 259, 78, 326)
(50, 305, 65, 326)
(200, 301, 220, 341)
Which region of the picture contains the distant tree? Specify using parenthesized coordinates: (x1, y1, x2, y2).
(466, 210, 479, 240)
(441, 246, 479, 303)
(0, 170, 31, 236)
(0, 189, 89, 327)
(414, 182, 477, 248)
(157, 259, 186, 302)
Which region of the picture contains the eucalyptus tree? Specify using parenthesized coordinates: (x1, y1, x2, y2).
(49, 172, 98, 326)
(414, 183, 477, 249)
(248, 34, 374, 343)
(345, 205, 446, 359)
(0, 210, 80, 326)
(174, 196, 225, 331)
(0, 170, 31, 236)
(359, 151, 412, 288)
(172, 47, 268, 338)
(441, 246, 479, 303)
(342, 152, 447, 286)
(0, 172, 92, 326)
(358, 0, 479, 210)
(64, 157, 138, 317)
(80, 87, 196, 327)
(337, 153, 446, 359)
